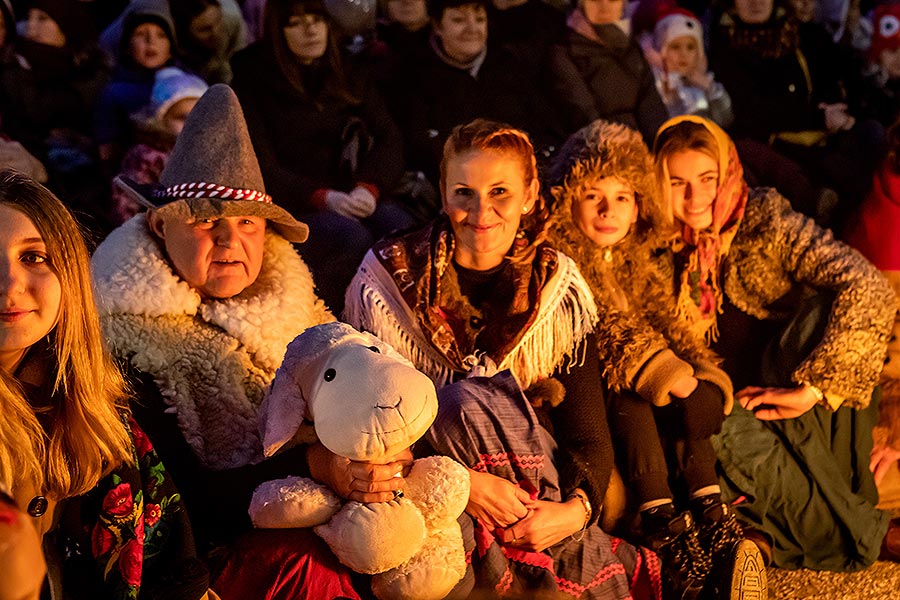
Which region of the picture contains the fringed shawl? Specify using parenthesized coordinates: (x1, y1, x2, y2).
(657, 115, 748, 342)
(344, 219, 598, 389)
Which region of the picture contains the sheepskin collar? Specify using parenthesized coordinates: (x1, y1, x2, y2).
(93, 216, 333, 469)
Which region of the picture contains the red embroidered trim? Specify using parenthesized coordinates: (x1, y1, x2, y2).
(555, 563, 628, 596)
(155, 182, 272, 203)
(472, 452, 544, 472)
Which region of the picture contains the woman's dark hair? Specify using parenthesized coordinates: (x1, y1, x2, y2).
(263, 0, 359, 106)
(427, 0, 489, 22)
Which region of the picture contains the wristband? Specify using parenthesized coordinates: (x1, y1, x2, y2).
(803, 383, 824, 403)
(567, 489, 592, 541)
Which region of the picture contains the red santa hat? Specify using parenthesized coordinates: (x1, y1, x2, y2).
(870, 3, 900, 63)
(653, 5, 703, 53)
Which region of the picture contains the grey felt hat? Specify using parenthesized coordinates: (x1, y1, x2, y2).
(115, 84, 309, 243)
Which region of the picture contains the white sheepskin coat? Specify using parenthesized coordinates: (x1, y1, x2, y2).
(92, 215, 334, 470)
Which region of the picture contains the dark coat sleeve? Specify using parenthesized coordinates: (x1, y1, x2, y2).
(549, 334, 614, 521)
(547, 44, 600, 133)
(352, 73, 405, 194)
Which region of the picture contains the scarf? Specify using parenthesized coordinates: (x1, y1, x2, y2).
(345, 218, 597, 389)
(657, 115, 748, 342)
(567, 7, 631, 48)
(718, 6, 800, 61)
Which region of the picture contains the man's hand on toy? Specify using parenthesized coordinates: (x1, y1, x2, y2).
(499, 497, 586, 552)
(466, 469, 531, 528)
(307, 443, 412, 503)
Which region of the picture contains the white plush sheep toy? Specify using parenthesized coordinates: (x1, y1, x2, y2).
(250, 321, 470, 600)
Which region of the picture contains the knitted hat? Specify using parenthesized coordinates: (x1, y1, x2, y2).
(653, 5, 703, 52)
(115, 84, 309, 243)
(146, 67, 208, 121)
(869, 3, 900, 62)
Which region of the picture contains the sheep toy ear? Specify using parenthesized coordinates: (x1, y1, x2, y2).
(259, 322, 360, 456)
(259, 363, 308, 457)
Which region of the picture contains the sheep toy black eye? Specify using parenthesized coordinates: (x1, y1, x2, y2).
(368, 346, 381, 353)
(324, 368, 336, 381)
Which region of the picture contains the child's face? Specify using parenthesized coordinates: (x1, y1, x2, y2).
(162, 97, 198, 137)
(571, 176, 638, 248)
(129, 22, 171, 70)
(663, 35, 700, 76)
(881, 47, 900, 79)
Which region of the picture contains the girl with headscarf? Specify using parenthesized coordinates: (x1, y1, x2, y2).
(653, 115, 895, 571)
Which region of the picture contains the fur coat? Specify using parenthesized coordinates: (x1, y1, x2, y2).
(92, 215, 333, 470)
(679, 187, 894, 408)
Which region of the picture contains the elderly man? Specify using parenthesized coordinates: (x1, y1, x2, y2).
(92, 85, 408, 598)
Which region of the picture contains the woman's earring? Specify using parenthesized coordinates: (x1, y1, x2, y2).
(522, 204, 530, 214)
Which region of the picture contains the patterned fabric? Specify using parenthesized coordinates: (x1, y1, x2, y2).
(57, 417, 209, 599)
(155, 181, 272, 203)
(718, 7, 800, 61)
(344, 218, 598, 390)
(427, 372, 662, 600)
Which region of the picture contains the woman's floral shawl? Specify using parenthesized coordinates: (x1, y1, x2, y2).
(344, 218, 598, 389)
(55, 417, 208, 599)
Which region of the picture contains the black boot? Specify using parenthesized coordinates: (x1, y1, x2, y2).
(690, 495, 767, 600)
(641, 504, 711, 600)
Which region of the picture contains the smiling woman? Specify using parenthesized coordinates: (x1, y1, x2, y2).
(653, 115, 896, 571)
(345, 119, 661, 599)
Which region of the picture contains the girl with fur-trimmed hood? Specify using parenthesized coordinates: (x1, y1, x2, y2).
(546, 119, 765, 599)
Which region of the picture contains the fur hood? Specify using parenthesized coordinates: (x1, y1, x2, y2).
(93, 216, 333, 469)
(548, 119, 665, 240)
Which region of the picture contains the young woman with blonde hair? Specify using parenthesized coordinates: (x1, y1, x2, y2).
(0, 169, 210, 599)
(653, 115, 895, 570)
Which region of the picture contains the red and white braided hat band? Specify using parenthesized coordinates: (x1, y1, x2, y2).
(154, 182, 272, 203)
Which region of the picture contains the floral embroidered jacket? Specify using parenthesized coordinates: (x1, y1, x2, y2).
(54, 417, 209, 600)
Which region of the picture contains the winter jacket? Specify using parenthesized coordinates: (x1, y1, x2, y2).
(394, 41, 565, 185)
(230, 42, 405, 216)
(548, 12, 667, 143)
